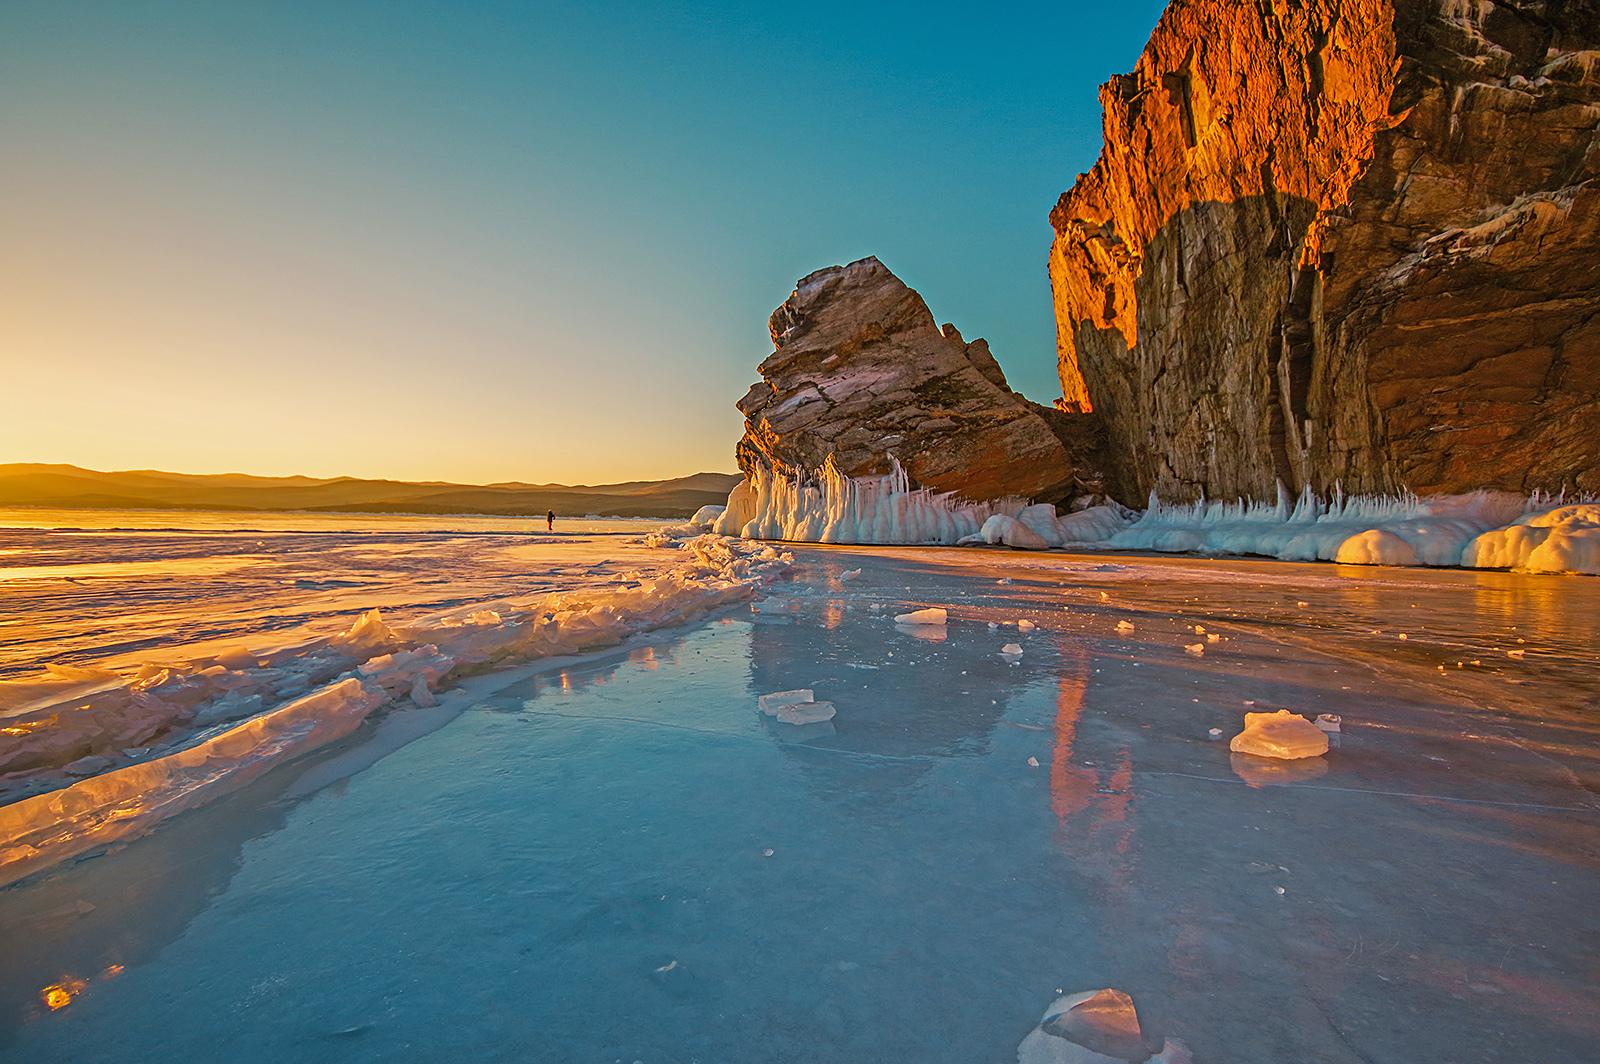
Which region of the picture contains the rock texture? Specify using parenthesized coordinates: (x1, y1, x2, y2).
(736, 257, 1109, 502)
(1050, 0, 1600, 501)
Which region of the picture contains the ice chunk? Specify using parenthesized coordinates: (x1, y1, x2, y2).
(1184, 643, 1204, 657)
(839, 568, 862, 581)
(62, 755, 114, 777)
(687, 504, 726, 529)
(0, 678, 384, 888)
(1018, 989, 1190, 1064)
(410, 674, 438, 708)
(1017, 503, 1065, 547)
(211, 646, 260, 670)
(756, 689, 835, 725)
(1229, 710, 1330, 760)
(191, 690, 265, 727)
(1041, 989, 1153, 1061)
(1462, 502, 1600, 574)
(1001, 643, 1024, 656)
(649, 958, 699, 998)
(758, 689, 814, 714)
(330, 608, 401, 652)
(1017, 619, 1037, 632)
(895, 607, 947, 625)
(1115, 620, 1134, 632)
(1056, 504, 1133, 544)
(981, 514, 1048, 550)
(776, 701, 836, 725)
(1314, 714, 1341, 733)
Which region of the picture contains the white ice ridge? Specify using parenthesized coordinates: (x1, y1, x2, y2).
(711, 463, 1598, 574)
(0, 534, 793, 887)
(711, 455, 1134, 547)
(1108, 486, 1599, 574)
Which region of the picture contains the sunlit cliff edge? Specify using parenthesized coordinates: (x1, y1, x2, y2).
(1050, 0, 1600, 502)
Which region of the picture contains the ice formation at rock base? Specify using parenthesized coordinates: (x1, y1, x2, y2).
(714, 463, 1599, 575)
(0, 535, 793, 888)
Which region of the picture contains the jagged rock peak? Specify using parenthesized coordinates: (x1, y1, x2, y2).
(736, 257, 1109, 503)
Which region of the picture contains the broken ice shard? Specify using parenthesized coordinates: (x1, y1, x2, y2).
(894, 607, 947, 625)
(1229, 710, 1330, 760)
(756, 689, 837, 725)
(1017, 988, 1192, 1063)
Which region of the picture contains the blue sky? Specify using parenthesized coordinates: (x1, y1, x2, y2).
(0, 0, 1167, 483)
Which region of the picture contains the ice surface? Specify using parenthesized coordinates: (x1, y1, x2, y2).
(1228, 710, 1330, 760)
(3, 537, 1598, 1063)
(0, 530, 794, 882)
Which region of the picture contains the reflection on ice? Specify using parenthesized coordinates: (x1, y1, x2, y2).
(1, 543, 1597, 1062)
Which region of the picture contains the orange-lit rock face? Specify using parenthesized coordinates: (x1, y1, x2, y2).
(1051, 0, 1600, 501)
(736, 257, 1111, 503)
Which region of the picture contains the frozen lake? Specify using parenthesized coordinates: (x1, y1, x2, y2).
(0, 508, 672, 679)
(2, 526, 1598, 1062)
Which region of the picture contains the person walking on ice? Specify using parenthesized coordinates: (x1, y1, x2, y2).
(546, 509, 555, 532)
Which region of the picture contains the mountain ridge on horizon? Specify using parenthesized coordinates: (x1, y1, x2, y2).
(0, 463, 741, 518)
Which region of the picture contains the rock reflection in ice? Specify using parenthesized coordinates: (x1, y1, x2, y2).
(2, 546, 1597, 1063)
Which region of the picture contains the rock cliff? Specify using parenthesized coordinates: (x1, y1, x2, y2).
(735, 257, 1109, 503)
(1050, 0, 1600, 502)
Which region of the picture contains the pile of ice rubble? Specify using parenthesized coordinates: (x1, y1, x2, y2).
(0, 535, 792, 887)
(708, 460, 1599, 574)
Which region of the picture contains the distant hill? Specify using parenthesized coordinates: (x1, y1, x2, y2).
(0, 464, 741, 519)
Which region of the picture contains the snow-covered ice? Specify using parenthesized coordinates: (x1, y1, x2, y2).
(0, 512, 793, 885)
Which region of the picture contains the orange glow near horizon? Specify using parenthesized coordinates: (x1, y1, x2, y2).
(0, 172, 745, 486)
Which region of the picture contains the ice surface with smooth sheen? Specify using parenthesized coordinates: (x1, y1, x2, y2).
(2, 541, 1597, 1063)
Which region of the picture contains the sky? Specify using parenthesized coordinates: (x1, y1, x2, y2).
(0, 0, 1168, 485)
